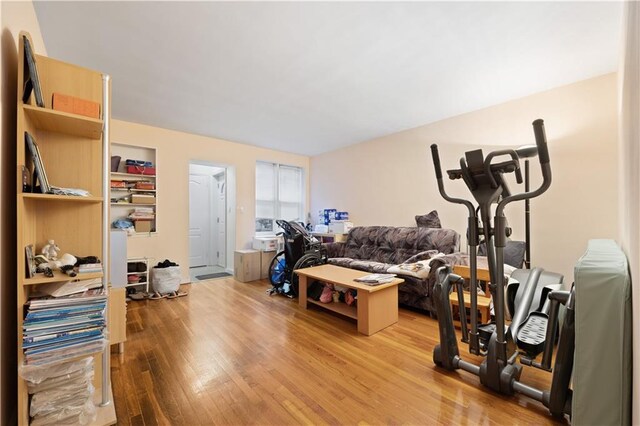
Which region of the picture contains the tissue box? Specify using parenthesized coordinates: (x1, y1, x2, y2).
(329, 221, 353, 234)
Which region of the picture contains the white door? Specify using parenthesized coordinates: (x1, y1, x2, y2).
(217, 175, 226, 267)
(189, 174, 211, 267)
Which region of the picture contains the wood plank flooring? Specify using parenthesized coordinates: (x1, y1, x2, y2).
(110, 278, 567, 425)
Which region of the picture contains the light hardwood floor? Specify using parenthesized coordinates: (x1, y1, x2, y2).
(111, 277, 566, 425)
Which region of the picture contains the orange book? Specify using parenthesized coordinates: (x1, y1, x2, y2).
(52, 93, 100, 119)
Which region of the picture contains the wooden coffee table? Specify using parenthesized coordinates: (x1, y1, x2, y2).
(294, 264, 404, 335)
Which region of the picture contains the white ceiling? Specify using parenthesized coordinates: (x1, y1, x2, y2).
(34, 2, 622, 156)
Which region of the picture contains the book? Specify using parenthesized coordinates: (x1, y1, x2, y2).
(37, 278, 102, 297)
(27, 288, 107, 310)
(22, 35, 44, 107)
(25, 245, 36, 278)
(25, 132, 50, 194)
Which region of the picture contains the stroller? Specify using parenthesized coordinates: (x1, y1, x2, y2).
(267, 219, 327, 297)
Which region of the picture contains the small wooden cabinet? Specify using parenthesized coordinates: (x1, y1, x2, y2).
(108, 287, 127, 353)
(260, 250, 277, 280)
(234, 249, 261, 282)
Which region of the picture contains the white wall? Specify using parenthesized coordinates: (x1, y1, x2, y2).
(311, 73, 618, 282)
(1, 2, 47, 424)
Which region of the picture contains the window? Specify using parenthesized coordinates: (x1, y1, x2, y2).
(256, 162, 304, 233)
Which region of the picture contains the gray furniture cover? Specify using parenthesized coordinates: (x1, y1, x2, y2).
(573, 239, 632, 425)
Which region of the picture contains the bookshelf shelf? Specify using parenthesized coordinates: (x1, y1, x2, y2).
(110, 188, 156, 193)
(111, 202, 156, 207)
(111, 172, 156, 179)
(23, 104, 103, 138)
(24, 270, 104, 285)
(21, 193, 103, 203)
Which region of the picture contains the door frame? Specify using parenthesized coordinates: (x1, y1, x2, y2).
(188, 160, 236, 274)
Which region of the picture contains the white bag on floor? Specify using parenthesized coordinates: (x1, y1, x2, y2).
(151, 266, 181, 294)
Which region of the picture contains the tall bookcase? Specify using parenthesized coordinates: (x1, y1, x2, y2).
(16, 32, 114, 424)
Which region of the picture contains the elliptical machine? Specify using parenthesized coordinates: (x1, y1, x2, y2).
(430, 119, 575, 418)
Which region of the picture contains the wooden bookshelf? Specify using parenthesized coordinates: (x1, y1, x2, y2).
(16, 32, 115, 425)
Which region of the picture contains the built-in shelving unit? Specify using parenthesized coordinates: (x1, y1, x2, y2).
(110, 143, 157, 235)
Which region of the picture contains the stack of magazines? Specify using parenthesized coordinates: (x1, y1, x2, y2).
(23, 289, 108, 366)
(354, 273, 397, 285)
(128, 207, 154, 220)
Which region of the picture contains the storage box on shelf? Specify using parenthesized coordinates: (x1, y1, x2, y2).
(110, 143, 157, 236)
(16, 32, 115, 424)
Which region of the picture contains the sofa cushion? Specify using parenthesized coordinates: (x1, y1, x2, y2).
(415, 210, 442, 228)
(349, 260, 395, 274)
(327, 258, 355, 269)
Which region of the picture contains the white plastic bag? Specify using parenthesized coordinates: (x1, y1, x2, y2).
(30, 398, 96, 426)
(27, 365, 93, 394)
(30, 382, 94, 417)
(151, 266, 181, 293)
(19, 357, 93, 384)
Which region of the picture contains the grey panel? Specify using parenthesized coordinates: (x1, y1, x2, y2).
(109, 230, 128, 287)
(573, 239, 632, 425)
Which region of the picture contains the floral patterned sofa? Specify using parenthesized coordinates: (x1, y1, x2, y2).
(322, 226, 462, 315)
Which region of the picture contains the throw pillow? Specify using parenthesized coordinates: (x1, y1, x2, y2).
(478, 240, 526, 268)
(386, 253, 446, 279)
(415, 210, 442, 228)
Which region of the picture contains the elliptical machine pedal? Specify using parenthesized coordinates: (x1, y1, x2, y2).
(517, 312, 548, 357)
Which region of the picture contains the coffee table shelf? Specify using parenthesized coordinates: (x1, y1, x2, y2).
(307, 298, 357, 320)
(295, 264, 404, 335)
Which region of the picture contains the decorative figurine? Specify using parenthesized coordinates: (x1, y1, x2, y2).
(41, 240, 60, 261)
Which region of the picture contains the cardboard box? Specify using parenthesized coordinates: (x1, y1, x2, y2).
(234, 249, 261, 282)
(260, 251, 277, 280)
(52, 93, 100, 119)
(135, 182, 155, 190)
(252, 236, 281, 252)
(134, 220, 152, 233)
(131, 194, 155, 204)
(328, 221, 353, 234)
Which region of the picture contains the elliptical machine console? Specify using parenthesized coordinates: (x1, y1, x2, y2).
(430, 119, 575, 418)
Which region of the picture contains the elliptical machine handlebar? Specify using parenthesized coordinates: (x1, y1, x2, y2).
(496, 119, 552, 215)
(533, 119, 550, 165)
(430, 144, 475, 217)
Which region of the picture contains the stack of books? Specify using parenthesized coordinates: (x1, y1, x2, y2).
(22, 288, 107, 366)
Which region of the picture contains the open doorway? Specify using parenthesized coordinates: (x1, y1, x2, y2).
(188, 162, 235, 282)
